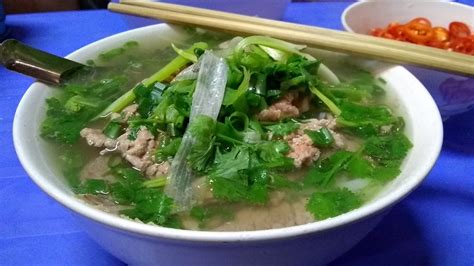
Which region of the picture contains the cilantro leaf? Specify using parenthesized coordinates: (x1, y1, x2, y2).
(155, 137, 182, 162)
(40, 98, 91, 144)
(306, 188, 362, 220)
(187, 115, 218, 172)
(190, 205, 234, 229)
(345, 133, 412, 181)
(244, 167, 271, 204)
(210, 147, 251, 178)
(207, 175, 249, 202)
(41, 75, 129, 144)
(265, 121, 300, 137)
(270, 174, 302, 191)
(304, 151, 354, 187)
(79, 162, 180, 227)
(255, 141, 294, 169)
(364, 133, 412, 161)
(345, 154, 374, 178)
(337, 101, 398, 128)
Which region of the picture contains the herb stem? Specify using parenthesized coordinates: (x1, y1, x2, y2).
(143, 176, 168, 188)
(309, 86, 341, 115)
(94, 42, 208, 120)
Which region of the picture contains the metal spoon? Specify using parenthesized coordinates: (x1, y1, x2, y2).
(0, 39, 87, 85)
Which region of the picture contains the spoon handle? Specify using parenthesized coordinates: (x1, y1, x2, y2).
(0, 39, 85, 85)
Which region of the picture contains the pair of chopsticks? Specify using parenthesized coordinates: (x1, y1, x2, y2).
(109, 0, 474, 76)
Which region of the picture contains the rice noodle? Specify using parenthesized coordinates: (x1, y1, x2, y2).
(165, 51, 228, 211)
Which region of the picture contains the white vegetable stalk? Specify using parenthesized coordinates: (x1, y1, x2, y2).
(317, 64, 340, 85)
(173, 61, 201, 82)
(234, 36, 313, 60)
(215, 36, 244, 58)
(165, 51, 228, 211)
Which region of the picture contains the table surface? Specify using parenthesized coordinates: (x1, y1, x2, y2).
(1, 1, 474, 265)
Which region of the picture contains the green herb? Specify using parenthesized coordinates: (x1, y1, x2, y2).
(210, 147, 251, 179)
(155, 137, 182, 162)
(304, 151, 354, 187)
(344, 133, 412, 181)
(223, 68, 251, 106)
(41, 98, 89, 144)
(304, 127, 334, 147)
(206, 140, 294, 204)
(255, 141, 294, 169)
(119, 189, 178, 227)
(265, 121, 300, 137)
(270, 174, 303, 191)
(364, 133, 412, 161)
(190, 205, 234, 229)
(306, 188, 362, 220)
(337, 101, 398, 128)
(40, 75, 129, 144)
(59, 150, 84, 190)
(207, 147, 263, 203)
(187, 115, 218, 172)
(150, 80, 195, 126)
(345, 153, 374, 178)
(76, 179, 109, 195)
(134, 82, 167, 118)
(208, 174, 249, 202)
(143, 177, 168, 188)
(79, 164, 180, 227)
(95, 42, 208, 119)
(103, 121, 122, 139)
(309, 86, 341, 115)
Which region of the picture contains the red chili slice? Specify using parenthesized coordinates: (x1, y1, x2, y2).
(370, 18, 473, 56)
(449, 22, 471, 38)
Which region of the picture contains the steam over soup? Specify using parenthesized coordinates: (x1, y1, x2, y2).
(41, 32, 411, 231)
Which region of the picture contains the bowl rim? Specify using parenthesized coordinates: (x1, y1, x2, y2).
(13, 23, 443, 243)
(341, 1, 474, 33)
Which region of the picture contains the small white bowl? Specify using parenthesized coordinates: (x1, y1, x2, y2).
(13, 24, 443, 265)
(342, 1, 474, 119)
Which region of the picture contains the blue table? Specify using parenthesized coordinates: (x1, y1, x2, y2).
(1, 2, 474, 265)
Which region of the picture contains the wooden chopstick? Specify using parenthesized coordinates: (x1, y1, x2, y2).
(109, 1, 474, 75)
(118, 0, 430, 51)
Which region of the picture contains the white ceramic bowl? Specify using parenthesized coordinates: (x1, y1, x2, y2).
(342, 1, 474, 119)
(13, 24, 443, 266)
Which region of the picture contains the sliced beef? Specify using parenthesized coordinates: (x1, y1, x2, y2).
(80, 126, 170, 178)
(80, 128, 117, 149)
(299, 118, 346, 149)
(284, 118, 355, 168)
(258, 91, 311, 122)
(286, 134, 321, 168)
(81, 195, 126, 214)
(80, 155, 115, 182)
